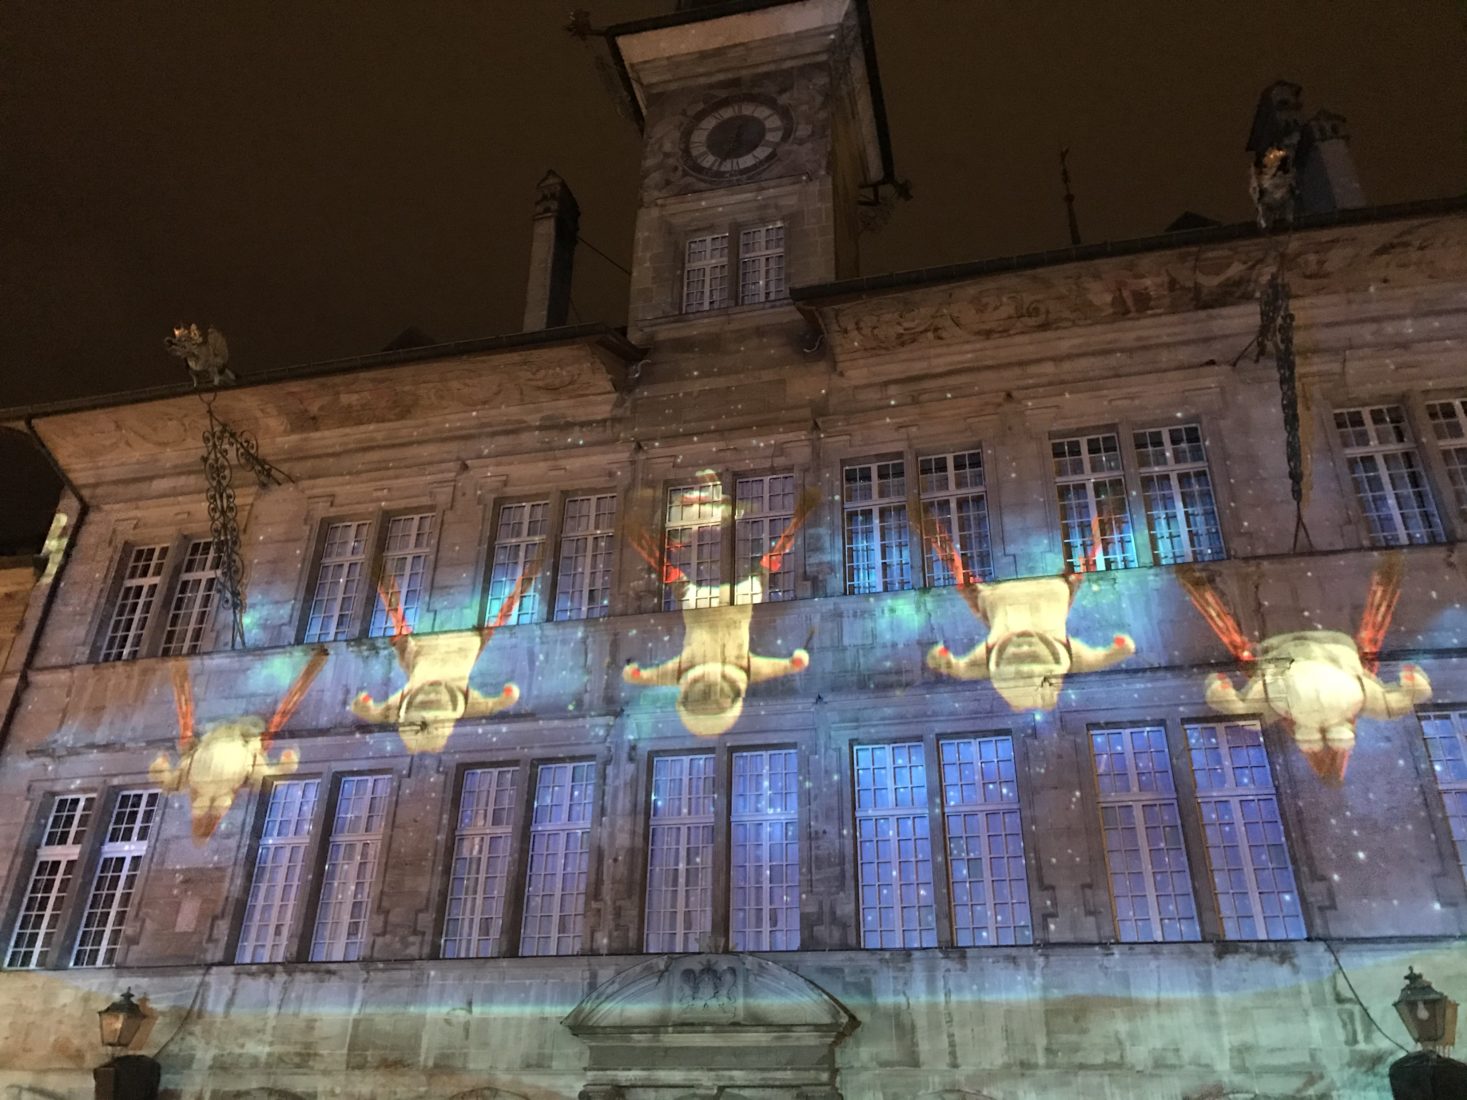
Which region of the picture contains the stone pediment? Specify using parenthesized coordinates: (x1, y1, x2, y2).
(563, 953, 856, 1090)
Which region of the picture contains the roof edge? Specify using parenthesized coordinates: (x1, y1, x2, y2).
(791, 195, 1467, 307)
(2, 323, 646, 425)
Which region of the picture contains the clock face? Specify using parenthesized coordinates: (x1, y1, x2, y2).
(680, 95, 791, 182)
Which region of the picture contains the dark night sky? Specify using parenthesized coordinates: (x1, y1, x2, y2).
(2, 2, 1464, 549)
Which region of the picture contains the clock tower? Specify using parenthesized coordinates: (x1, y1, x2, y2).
(606, 0, 895, 342)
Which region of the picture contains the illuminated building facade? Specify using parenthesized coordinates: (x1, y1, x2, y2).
(2, 2, 1467, 1097)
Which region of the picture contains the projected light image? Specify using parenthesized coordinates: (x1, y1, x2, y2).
(150, 648, 327, 841)
(350, 566, 536, 754)
(925, 519, 1136, 711)
(1178, 555, 1431, 783)
(622, 479, 814, 736)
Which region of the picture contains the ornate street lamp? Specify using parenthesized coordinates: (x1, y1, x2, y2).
(1390, 968, 1467, 1100)
(93, 990, 159, 1100)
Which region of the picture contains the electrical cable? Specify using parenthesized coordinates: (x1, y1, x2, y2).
(1321, 938, 1410, 1055)
(576, 234, 631, 277)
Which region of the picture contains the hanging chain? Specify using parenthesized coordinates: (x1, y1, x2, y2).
(200, 401, 290, 648)
(1256, 268, 1313, 551)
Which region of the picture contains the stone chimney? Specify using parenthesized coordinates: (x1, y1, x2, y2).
(522, 170, 580, 332)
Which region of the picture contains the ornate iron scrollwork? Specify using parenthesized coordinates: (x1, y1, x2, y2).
(1257, 268, 1312, 551)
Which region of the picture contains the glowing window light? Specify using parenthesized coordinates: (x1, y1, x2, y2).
(682, 232, 729, 314)
(1052, 433, 1137, 572)
(1089, 727, 1200, 943)
(1334, 405, 1444, 547)
(843, 460, 913, 595)
(1186, 721, 1305, 940)
(309, 775, 390, 962)
(485, 502, 548, 625)
(235, 780, 320, 964)
(1133, 424, 1225, 565)
(738, 223, 786, 305)
(367, 513, 434, 637)
(159, 539, 221, 657)
(303, 520, 371, 643)
(441, 767, 517, 959)
(71, 790, 159, 967)
(1420, 709, 1467, 884)
(100, 545, 169, 661)
(5, 794, 94, 969)
(939, 735, 1033, 946)
(554, 494, 617, 621)
(731, 749, 800, 951)
(521, 761, 596, 956)
(920, 449, 992, 586)
(853, 741, 936, 948)
(645, 754, 716, 953)
(1425, 396, 1467, 525)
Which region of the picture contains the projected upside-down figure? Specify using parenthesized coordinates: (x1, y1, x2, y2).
(151, 648, 328, 841)
(1177, 554, 1430, 783)
(622, 487, 815, 737)
(925, 519, 1135, 711)
(351, 563, 537, 754)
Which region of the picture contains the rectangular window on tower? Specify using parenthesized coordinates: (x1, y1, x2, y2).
(1419, 708, 1467, 882)
(644, 754, 717, 953)
(738, 223, 786, 304)
(1089, 726, 1200, 943)
(852, 741, 936, 948)
(1052, 433, 1138, 571)
(520, 761, 596, 956)
(939, 735, 1033, 946)
(682, 233, 730, 313)
(1185, 721, 1305, 940)
(1424, 396, 1467, 526)
(843, 460, 913, 594)
(1333, 405, 1444, 546)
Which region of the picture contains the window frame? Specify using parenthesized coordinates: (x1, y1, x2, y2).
(67, 788, 163, 969)
(438, 762, 526, 960)
(233, 775, 326, 965)
(655, 469, 806, 610)
(94, 534, 223, 662)
(518, 757, 599, 958)
(679, 220, 788, 316)
(480, 487, 623, 626)
(1418, 393, 1467, 539)
(298, 507, 441, 644)
(1327, 400, 1446, 549)
(304, 772, 395, 963)
(3, 791, 97, 970)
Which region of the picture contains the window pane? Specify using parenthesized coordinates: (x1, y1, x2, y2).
(683, 233, 730, 313)
(555, 494, 617, 621)
(853, 742, 936, 948)
(236, 780, 320, 964)
(1089, 728, 1199, 943)
(368, 513, 434, 637)
(735, 473, 797, 603)
(304, 521, 370, 642)
(665, 481, 724, 610)
(71, 791, 159, 967)
(520, 761, 595, 956)
(309, 776, 391, 962)
(844, 462, 911, 594)
(486, 502, 548, 625)
(920, 450, 993, 585)
(738, 223, 786, 304)
(940, 736, 1032, 946)
(1335, 405, 1444, 546)
(101, 545, 169, 661)
(160, 539, 221, 656)
(1052, 434, 1136, 571)
(1133, 425, 1225, 564)
(442, 768, 518, 959)
(1421, 709, 1467, 883)
(1186, 722, 1305, 940)
(6, 795, 94, 968)
(731, 749, 800, 950)
(645, 755, 716, 953)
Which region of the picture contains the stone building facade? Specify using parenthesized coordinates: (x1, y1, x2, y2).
(1, 2, 1466, 1098)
